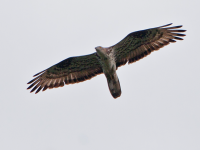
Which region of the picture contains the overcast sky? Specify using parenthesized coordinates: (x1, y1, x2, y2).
(0, 0, 199, 150)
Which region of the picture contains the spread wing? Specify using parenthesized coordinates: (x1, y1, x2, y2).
(27, 53, 103, 94)
(113, 23, 186, 68)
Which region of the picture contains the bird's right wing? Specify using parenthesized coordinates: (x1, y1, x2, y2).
(27, 53, 103, 94)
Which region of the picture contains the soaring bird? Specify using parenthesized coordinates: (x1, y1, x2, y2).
(27, 23, 186, 98)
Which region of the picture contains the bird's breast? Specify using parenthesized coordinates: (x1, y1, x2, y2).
(100, 57, 116, 76)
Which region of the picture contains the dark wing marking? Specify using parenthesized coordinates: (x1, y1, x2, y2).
(113, 23, 186, 68)
(27, 53, 103, 94)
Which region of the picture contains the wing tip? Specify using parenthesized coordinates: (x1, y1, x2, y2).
(159, 23, 173, 28)
(33, 70, 46, 77)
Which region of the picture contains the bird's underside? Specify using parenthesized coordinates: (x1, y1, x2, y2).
(27, 23, 186, 98)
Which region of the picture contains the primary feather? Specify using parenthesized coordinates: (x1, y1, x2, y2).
(27, 23, 186, 98)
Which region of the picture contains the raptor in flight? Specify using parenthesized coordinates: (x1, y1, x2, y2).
(27, 23, 186, 98)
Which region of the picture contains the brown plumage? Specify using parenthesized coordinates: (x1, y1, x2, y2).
(27, 23, 186, 98)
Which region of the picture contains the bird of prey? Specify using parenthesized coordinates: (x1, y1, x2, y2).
(27, 23, 186, 98)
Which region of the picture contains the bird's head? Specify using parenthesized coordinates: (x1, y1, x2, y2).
(95, 46, 108, 58)
(95, 46, 103, 51)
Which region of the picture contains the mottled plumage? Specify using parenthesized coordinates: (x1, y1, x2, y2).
(27, 23, 186, 98)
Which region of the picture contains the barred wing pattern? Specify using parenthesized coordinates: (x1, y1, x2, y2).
(27, 53, 103, 94)
(113, 23, 186, 68)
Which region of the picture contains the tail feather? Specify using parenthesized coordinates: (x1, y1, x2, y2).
(106, 73, 121, 99)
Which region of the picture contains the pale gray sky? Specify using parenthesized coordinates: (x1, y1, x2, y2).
(0, 0, 199, 150)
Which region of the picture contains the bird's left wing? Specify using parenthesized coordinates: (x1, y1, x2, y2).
(27, 53, 103, 94)
(113, 23, 186, 68)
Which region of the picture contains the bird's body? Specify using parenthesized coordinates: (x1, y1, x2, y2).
(27, 23, 186, 98)
(95, 46, 121, 98)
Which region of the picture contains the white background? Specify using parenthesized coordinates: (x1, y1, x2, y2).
(0, 0, 199, 150)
